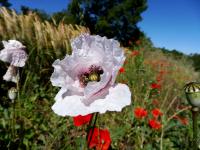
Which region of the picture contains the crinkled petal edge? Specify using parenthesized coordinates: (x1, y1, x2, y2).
(51, 83, 131, 116)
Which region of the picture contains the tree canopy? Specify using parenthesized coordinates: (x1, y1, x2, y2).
(0, 0, 11, 7)
(68, 0, 147, 46)
(21, 5, 49, 21)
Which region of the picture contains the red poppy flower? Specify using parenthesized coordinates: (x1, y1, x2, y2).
(159, 70, 165, 75)
(87, 128, 111, 150)
(119, 67, 125, 73)
(134, 107, 148, 119)
(135, 40, 141, 45)
(73, 114, 93, 127)
(151, 83, 161, 89)
(152, 99, 159, 106)
(173, 115, 188, 125)
(151, 108, 163, 119)
(149, 119, 162, 130)
(156, 75, 162, 82)
(180, 118, 188, 125)
(131, 50, 139, 56)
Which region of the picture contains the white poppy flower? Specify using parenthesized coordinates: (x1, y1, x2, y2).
(0, 40, 27, 82)
(0, 40, 27, 67)
(51, 34, 131, 116)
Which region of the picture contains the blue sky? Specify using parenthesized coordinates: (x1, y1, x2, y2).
(138, 0, 200, 54)
(8, 0, 200, 54)
(9, 0, 70, 14)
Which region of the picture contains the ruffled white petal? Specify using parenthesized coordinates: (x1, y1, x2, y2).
(50, 56, 85, 93)
(3, 66, 18, 83)
(0, 48, 12, 62)
(10, 50, 27, 67)
(3, 40, 25, 49)
(52, 84, 131, 116)
(50, 57, 73, 88)
(0, 40, 27, 67)
(83, 72, 112, 103)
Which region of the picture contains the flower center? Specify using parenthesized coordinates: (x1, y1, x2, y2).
(79, 65, 103, 87)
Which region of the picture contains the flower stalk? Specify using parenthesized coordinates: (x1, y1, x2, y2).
(192, 107, 199, 150)
(184, 82, 200, 150)
(87, 113, 99, 148)
(11, 70, 20, 140)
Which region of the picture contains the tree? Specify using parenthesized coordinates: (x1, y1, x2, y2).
(51, 0, 82, 24)
(21, 5, 49, 21)
(52, 10, 78, 24)
(68, 0, 147, 45)
(189, 53, 200, 71)
(0, 0, 11, 7)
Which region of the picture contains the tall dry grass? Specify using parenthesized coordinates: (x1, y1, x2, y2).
(0, 7, 89, 75)
(0, 7, 89, 54)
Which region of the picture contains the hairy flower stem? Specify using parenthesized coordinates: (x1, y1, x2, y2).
(87, 113, 99, 148)
(16, 69, 20, 116)
(11, 100, 16, 139)
(12, 69, 20, 139)
(192, 107, 199, 150)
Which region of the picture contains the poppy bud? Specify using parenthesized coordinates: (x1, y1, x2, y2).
(8, 87, 17, 102)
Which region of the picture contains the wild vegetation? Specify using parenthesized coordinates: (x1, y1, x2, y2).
(0, 4, 199, 150)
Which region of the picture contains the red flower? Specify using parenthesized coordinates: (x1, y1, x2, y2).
(131, 50, 139, 56)
(173, 115, 188, 125)
(151, 83, 161, 89)
(134, 107, 148, 119)
(119, 67, 125, 73)
(151, 108, 163, 119)
(87, 128, 111, 150)
(156, 75, 162, 82)
(152, 99, 159, 106)
(159, 70, 165, 75)
(135, 40, 141, 45)
(149, 119, 162, 130)
(73, 114, 93, 127)
(180, 118, 188, 125)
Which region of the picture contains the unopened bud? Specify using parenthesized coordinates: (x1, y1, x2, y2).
(8, 87, 17, 102)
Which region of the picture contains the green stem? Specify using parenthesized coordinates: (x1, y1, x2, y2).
(160, 126, 164, 150)
(87, 113, 98, 148)
(87, 114, 95, 132)
(13, 68, 20, 140)
(192, 107, 199, 150)
(11, 104, 14, 139)
(13, 100, 16, 139)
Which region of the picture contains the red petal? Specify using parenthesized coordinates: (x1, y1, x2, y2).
(73, 114, 93, 127)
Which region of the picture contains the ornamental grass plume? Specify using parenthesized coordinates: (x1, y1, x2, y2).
(50, 34, 131, 116)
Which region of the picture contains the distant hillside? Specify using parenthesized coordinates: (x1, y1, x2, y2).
(157, 47, 200, 72)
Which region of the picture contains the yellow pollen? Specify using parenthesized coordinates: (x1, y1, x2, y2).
(89, 73, 99, 81)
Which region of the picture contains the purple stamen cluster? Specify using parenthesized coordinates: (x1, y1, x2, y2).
(79, 65, 103, 87)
